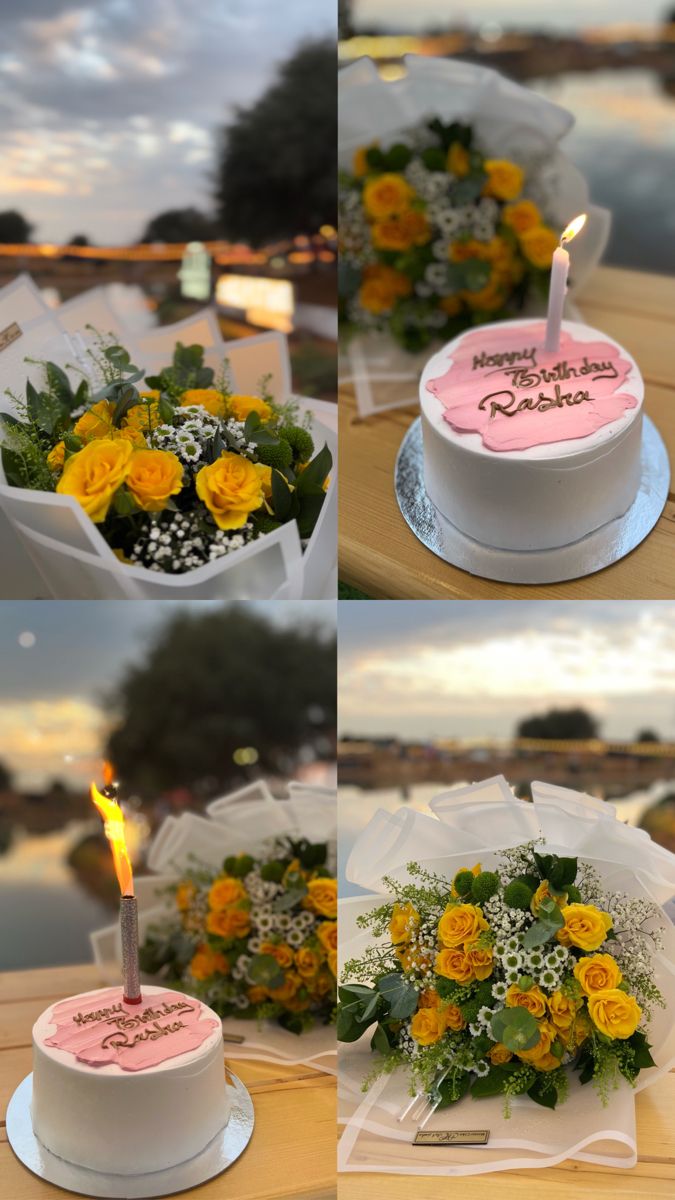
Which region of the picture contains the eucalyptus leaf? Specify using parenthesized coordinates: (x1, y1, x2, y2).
(247, 953, 285, 990)
(490, 1006, 540, 1052)
(376, 972, 418, 1020)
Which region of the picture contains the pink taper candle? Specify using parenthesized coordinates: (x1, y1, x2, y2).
(544, 214, 587, 355)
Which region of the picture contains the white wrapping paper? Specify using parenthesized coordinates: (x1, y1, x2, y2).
(339, 776, 675, 1174)
(338, 56, 611, 416)
(91, 781, 337, 1075)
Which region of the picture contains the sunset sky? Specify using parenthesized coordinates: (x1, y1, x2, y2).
(0, 600, 335, 788)
(0, 0, 334, 243)
(339, 601, 675, 742)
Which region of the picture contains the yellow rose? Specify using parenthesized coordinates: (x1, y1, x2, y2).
(73, 399, 115, 442)
(418, 988, 441, 1009)
(309, 968, 334, 996)
(435, 947, 474, 984)
(248, 985, 268, 1005)
(466, 946, 493, 980)
(125, 448, 183, 512)
(189, 944, 228, 981)
(260, 940, 294, 970)
(447, 142, 470, 177)
(327, 948, 338, 977)
(438, 903, 488, 948)
(285, 993, 311, 1013)
(115, 426, 147, 449)
(410, 1007, 446, 1046)
(502, 199, 542, 234)
(363, 172, 414, 219)
(124, 398, 161, 434)
(195, 451, 265, 530)
(175, 882, 196, 911)
(48, 441, 65, 472)
(557, 904, 613, 951)
(505, 983, 547, 1018)
(587, 989, 641, 1039)
(439, 294, 462, 317)
(208, 876, 247, 910)
(571, 1009, 593, 1047)
(353, 145, 375, 178)
(180, 389, 227, 418)
(489, 1043, 513, 1065)
(305, 877, 337, 919)
(517, 1019, 556, 1064)
(574, 953, 623, 996)
(371, 209, 431, 251)
(531, 880, 568, 916)
(228, 394, 273, 424)
(519, 225, 559, 269)
(268, 972, 301, 1003)
(317, 921, 337, 954)
(56, 438, 133, 523)
(442, 1003, 465, 1032)
(295, 946, 320, 979)
(358, 263, 412, 314)
(483, 159, 524, 201)
(389, 901, 420, 946)
(548, 990, 577, 1031)
(205, 908, 251, 940)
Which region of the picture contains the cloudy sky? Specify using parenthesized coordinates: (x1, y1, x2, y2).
(0, 0, 334, 243)
(0, 600, 335, 788)
(339, 601, 675, 742)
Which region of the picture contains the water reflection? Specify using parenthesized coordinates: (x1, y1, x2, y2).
(531, 69, 675, 274)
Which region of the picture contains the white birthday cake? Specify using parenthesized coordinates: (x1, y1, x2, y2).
(419, 318, 644, 552)
(31, 985, 229, 1175)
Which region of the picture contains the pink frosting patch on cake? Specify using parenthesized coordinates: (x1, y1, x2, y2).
(44, 988, 219, 1072)
(425, 322, 638, 452)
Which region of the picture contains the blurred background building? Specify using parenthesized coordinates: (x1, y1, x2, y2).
(0, 2, 337, 399)
(339, 1, 675, 274)
(338, 601, 675, 895)
(0, 600, 336, 968)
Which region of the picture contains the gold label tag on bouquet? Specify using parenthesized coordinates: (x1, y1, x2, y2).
(414, 1129, 489, 1146)
(222, 1032, 246, 1044)
(0, 322, 22, 353)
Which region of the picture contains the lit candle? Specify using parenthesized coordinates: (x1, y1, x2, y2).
(544, 213, 587, 355)
(91, 763, 142, 1005)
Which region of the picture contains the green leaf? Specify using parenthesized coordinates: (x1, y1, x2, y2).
(365, 146, 385, 170)
(437, 1071, 471, 1107)
(272, 882, 307, 912)
(376, 972, 418, 1020)
(297, 490, 326, 539)
(522, 906, 564, 950)
(370, 1023, 391, 1055)
(527, 1077, 558, 1109)
(296, 443, 332, 493)
(628, 1030, 656, 1069)
(112, 488, 138, 517)
(462, 258, 492, 293)
(111, 386, 141, 427)
(470, 1067, 513, 1098)
(158, 394, 175, 424)
(338, 984, 376, 1005)
(421, 146, 447, 172)
(247, 954, 285, 990)
(490, 1007, 540, 1052)
(451, 172, 487, 205)
(383, 143, 412, 171)
(548, 857, 578, 890)
(270, 469, 293, 521)
(45, 361, 74, 405)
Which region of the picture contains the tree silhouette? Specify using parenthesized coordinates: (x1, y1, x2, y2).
(636, 729, 660, 743)
(215, 39, 336, 245)
(0, 760, 13, 790)
(106, 606, 335, 796)
(68, 234, 91, 246)
(516, 707, 599, 740)
(0, 210, 33, 243)
(140, 208, 217, 244)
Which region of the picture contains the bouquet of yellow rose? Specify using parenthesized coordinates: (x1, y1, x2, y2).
(339, 118, 560, 352)
(139, 837, 337, 1035)
(1, 335, 331, 574)
(338, 844, 664, 1112)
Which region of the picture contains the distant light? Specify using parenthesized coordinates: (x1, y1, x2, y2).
(18, 631, 36, 648)
(233, 747, 259, 766)
(216, 273, 294, 333)
(479, 22, 503, 43)
(319, 225, 336, 239)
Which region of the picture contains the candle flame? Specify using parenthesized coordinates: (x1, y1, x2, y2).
(560, 213, 587, 246)
(90, 768, 134, 897)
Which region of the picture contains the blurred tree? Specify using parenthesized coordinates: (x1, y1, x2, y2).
(215, 39, 336, 244)
(516, 708, 599, 740)
(0, 760, 13, 790)
(140, 208, 217, 244)
(0, 210, 32, 243)
(636, 729, 660, 743)
(68, 234, 91, 246)
(106, 607, 336, 796)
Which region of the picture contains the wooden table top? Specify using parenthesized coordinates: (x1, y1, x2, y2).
(0, 963, 336, 1200)
(339, 265, 675, 598)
